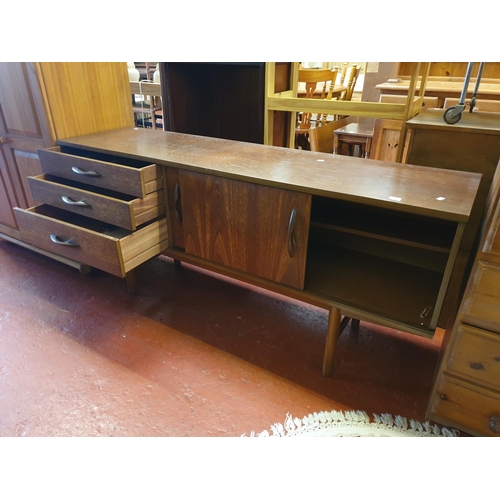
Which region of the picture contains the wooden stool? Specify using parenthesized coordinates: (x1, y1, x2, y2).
(333, 123, 374, 158)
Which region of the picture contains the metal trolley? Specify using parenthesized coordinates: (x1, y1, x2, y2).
(443, 62, 485, 124)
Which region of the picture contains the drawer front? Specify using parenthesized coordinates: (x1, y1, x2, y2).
(429, 373, 500, 436)
(447, 323, 500, 388)
(28, 174, 164, 231)
(482, 178, 500, 257)
(461, 261, 500, 333)
(14, 205, 169, 277)
(38, 148, 161, 198)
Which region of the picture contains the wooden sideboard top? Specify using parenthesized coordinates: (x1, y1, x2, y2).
(406, 109, 500, 134)
(57, 127, 481, 222)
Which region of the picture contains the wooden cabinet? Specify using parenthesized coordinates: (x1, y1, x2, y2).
(427, 161, 500, 435)
(0, 62, 135, 267)
(53, 127, 481, 376)
(405, 110, 500, 328)
(161, 63, 266, 144)
(0, 62, 52, 238)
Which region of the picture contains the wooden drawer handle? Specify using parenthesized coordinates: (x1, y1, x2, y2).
(174, 183, 183, 224)
(50, 234, 79, 247)
(71, 166, 101, 177)
(62, 195, 90, 207)
(489, 416, 500, 434)
(288, 208, 297, 258)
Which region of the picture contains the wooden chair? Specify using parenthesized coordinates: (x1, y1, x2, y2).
(297, 67, 339, 128)
(333, 64, 361, 120)
(295, 67, 339, 150)
(340, 65, 361, 102)
(308, 116, 357, 153)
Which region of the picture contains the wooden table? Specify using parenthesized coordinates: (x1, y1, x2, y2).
(333, 123, 374, 158)
(376, 79, 500, 108)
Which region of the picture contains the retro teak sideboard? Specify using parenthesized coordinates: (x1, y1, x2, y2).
(11, 127, 481, 377)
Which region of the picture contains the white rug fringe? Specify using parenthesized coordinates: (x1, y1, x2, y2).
(243, 410, 459, 437)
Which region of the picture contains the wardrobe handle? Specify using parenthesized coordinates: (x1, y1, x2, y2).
(287, 208, 297, 258)
(50, 234, 79, 247)
(489, 416, 500, 434)
(174, 183, 183, 224)
(71, 166, 101, 177)
(62, 195, 90, 207)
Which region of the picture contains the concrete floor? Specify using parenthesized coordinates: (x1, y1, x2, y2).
(0, 238, 447, 437)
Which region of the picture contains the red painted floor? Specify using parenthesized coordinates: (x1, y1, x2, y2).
(0, 238, 447, 437)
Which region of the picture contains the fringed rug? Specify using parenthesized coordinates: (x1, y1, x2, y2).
(243, 410, 459, 437)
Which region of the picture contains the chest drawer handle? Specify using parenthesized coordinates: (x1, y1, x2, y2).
(62, 195, 90, 207)
(71, 166, 101, 177)
(50, 234, 79, 247)
(489, 416, 500, 434)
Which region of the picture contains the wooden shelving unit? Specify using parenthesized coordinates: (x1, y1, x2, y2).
(264, 62, 431, 161)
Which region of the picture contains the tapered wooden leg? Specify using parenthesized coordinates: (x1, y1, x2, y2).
(173, 259, 182, 268)
(125, 270, 136, 294)
(351, 318, 360, 332)
(322, 306, 341, 377)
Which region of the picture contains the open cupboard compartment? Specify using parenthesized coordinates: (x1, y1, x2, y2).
(304, 195, 463, 334)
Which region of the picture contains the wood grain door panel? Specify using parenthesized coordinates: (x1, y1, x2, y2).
(179, 171, 311, 289)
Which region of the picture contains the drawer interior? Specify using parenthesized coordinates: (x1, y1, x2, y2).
(59, 145, 152, 169)
(36, 174, 138, 202)
(28, 204, 131, 238)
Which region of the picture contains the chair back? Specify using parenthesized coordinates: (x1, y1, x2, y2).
(298, 68, 338, 99)
(342, 65, 361, 101)
(297, 67, 339, 128)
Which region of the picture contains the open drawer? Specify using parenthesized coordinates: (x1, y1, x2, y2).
(38, 147, 162, 198)
(28, 174, 165, 231)
(14, 205, 169, 277)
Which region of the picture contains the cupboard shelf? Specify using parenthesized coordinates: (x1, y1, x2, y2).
(309, 221, 452, 254)
(304, 242, 444, 331)
(310, 197, 456, 254)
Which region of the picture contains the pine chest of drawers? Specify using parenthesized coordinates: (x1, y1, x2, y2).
(427, 160, 500, 436)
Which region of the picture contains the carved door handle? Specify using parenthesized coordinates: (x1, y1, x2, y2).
(174, 183, 182, 224)
(287, 208, 297, 258)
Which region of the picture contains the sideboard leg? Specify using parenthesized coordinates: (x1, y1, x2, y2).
(322, 307, 341, 377)
(173, 259, 182, 268)
(125, 270, 136, 294)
